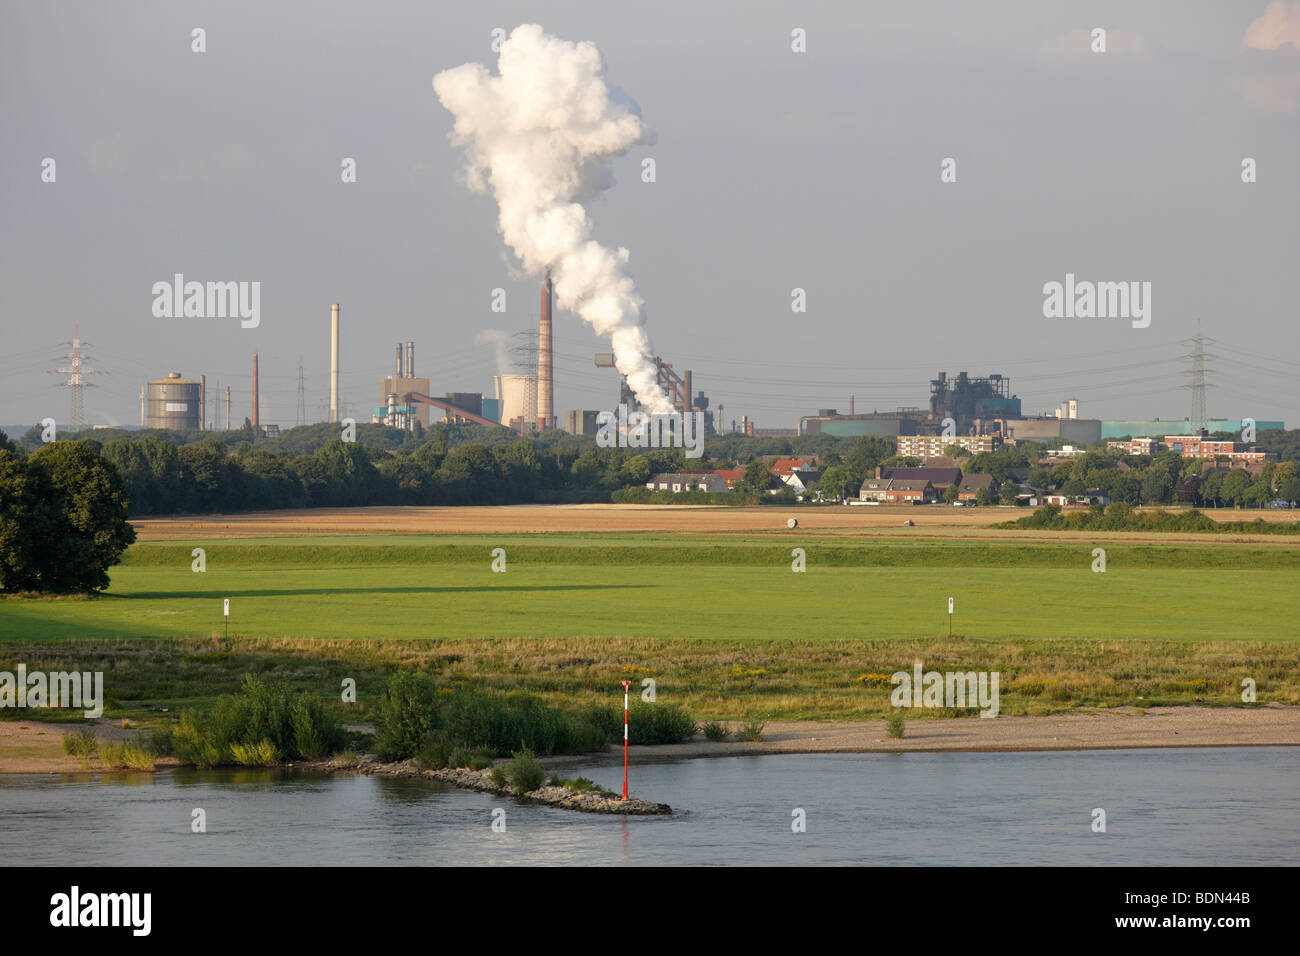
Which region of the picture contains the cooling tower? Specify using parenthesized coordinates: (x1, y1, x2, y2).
(494, 373, 537, 430)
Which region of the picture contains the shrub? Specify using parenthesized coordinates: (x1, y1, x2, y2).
(701, 720, 730, 742)
(99, 741, 124, 766)
(292, 696, 343, 759)
(172, 711, 222, 768)
(628, 701, 697, 745)
(504, 748, 545, 793)
(415, 730, 452, 770)
(62, 726, 98, 757)
(886, 712, 906, 739)
(737, 717, 766, 742)
(171, 676, 344, 767)
(549, 775, 616, 798)
(448, 746, 493, 770)
(489, 765, 508, 788)
(230, 739, 278, 766)
(121, 740, 156, 771)
(147, 725, 174, 755)
(375, 672, 440, 761)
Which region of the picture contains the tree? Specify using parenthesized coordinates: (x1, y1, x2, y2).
(944, 444, 972, 460)
(0, 450, 35, 591)
(974, 485, 994, 507)
(817, 464, 853, 501)
(4, 442, 137, 593)
(944, 484, 960, 504)
(737, 459, 773, 497)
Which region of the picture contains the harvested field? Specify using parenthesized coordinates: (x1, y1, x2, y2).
(131, 503, 1300, 545)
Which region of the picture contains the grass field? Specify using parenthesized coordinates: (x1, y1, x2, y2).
(2, 534, 1299, 644)
(3, 515, 1299, 722)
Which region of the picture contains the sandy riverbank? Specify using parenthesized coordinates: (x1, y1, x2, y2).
(3, 705, 1297, 775)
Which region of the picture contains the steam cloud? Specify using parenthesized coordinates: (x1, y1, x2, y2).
(475, 329, 511, 375)
(434, 24, 673, 414)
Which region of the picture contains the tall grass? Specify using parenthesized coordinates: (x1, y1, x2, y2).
(171, 674, 344, 768)
(61, 726, 98, 757)
(374, 672, 695, 761)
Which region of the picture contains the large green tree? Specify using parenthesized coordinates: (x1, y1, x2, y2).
(2, 442, 136, 593)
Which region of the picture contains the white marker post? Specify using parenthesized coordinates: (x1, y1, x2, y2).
(620, 680, 631, 800)
(223, 598, 230, 640)
(948, 596, 954, 637)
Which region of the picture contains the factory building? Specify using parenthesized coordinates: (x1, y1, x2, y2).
(597, 352, 717, 436)
(145, 373, 201, 430)
(566, 410, 602, 436)
(929, 372, 1021, 429)
(999, 417, 1102, 444)
(799, 410, 926, 437)
(377, 342, 431, 428)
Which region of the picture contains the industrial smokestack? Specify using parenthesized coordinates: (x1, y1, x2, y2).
(226, 386, 231, 431)
(330, 303, 340, 423)
(683, 370, 693, 414)
(252, 351, 260, 427)
(396, 343, 404, 378)
(200, 374, 206, 431)
(538, 271, 553, 429)
(406, 341, 415, 379)
(850, 393, 855, 416)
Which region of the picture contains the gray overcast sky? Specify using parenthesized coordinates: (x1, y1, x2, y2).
(3, 0, 1298, 431)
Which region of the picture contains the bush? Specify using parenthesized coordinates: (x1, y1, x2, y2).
(549, 775, 616, 798)
(886, 712, 906, 739)
(99, 741, 124, 766)
(291, 697, 341, 759)
(489, 765, 508, 788)
(448, 746, 493, 770)
(172, 711, 222, 768)
(121, 740, 156, 770)
(171, 675, 344, 767)
(504, 748, 545, 793)
(628, 701, 697, 745)
(415, 730, 452, 770)
(146, 725, 174, 756)
(230, 739, 278, 766)
(701, 720, 730, 742)
(737, 717, 766, 742)
(62, 726, 98, 757)
(374, 672, 440, 761)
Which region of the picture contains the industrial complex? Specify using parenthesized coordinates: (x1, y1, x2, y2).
(34, 276, 1280, 446)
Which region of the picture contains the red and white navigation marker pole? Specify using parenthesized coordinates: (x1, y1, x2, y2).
(620, 680, 631, 800)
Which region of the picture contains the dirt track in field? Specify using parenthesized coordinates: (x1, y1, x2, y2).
(130, 504, 1300, 546)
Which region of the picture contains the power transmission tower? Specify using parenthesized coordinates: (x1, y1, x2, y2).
(48, 326, 100, 433)
(296, 358, 306, 427)
(1181, 321, 1214, 433)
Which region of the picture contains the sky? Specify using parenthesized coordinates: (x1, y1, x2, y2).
(2, 0, 1298, 432)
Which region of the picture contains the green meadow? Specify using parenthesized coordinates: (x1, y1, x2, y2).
(2, 534, 1297, 644)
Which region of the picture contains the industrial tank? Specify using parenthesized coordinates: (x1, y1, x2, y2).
(146, 372, 200, 430)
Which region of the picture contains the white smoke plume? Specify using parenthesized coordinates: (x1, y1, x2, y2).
(434, 24, 673, 414)
(474, 329, 512, 375)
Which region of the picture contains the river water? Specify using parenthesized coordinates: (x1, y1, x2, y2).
(3, 748, 1296, 865)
